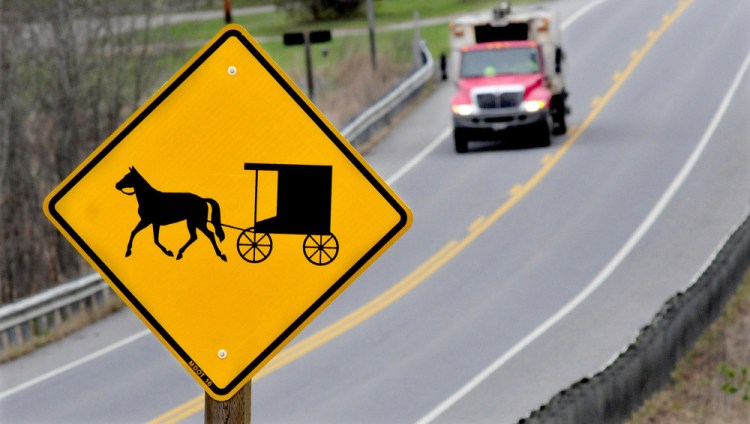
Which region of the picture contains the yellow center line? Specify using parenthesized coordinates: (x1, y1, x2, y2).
(258, 240, 460, 377)
(508, 184, 524, 197)
(149, 1, 693, 421)
(149, 241, 462, 424)
(150, 397, 202, 424)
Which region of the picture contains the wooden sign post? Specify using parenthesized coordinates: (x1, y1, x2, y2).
(205, 381, 251, 423)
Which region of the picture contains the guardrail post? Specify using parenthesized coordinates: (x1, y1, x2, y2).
(0, 328, 8, 350)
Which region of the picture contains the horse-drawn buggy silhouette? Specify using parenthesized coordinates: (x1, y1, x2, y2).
(116, 163, 338, 265)
(235, 163, 338, 266)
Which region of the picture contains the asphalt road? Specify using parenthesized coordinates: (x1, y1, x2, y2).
(1, 0, 749, 422)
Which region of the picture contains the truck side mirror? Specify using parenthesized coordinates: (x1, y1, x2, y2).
(555, 47, 564, 74)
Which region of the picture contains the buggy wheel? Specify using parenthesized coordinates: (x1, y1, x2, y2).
(237, 228, 272, 263)
(303, 233, 339, 266)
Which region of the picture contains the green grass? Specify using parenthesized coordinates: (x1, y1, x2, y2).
(158, 20, 452, 83)
(161, 0, 539, 41)
(227, 0, 269, 6)
(374, 0, 535, 22)
(253, 23, 448, 84)
(166, 10, 288, 41)
(140, 0, 541, 124)
(149, 0, 543, 80)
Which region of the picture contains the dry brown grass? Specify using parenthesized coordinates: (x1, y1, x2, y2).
(310, 45, 415, 128)
(628, 272, 750, 423)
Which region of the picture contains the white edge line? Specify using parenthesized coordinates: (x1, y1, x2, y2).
(561, 0, 610, 30)
(415, 50, 750, 424)
(0, 0, 604, 405)
(392, 0, 610, 191)
(388, 0, 609, 187)
(1, 0, 732, 410)
(386, 127, 452, 185)
(0, 329, 151, 400)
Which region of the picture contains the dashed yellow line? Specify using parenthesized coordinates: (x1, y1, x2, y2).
(509, 184, 524, 197)
(148, 240, 461, 424)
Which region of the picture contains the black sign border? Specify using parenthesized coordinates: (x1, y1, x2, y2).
(46, 27, 410, 398)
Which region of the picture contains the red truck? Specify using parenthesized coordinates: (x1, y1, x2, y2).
(450, 3, 569, 152)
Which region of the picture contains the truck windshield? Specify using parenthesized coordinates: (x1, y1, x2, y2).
(460, 47, 540, 78)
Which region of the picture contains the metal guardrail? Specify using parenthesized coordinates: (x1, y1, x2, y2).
(0, 41, 436, 358)
(0, 273, 116, 354)
(341, 40, 434, 147)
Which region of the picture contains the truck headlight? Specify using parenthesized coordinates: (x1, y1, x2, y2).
(452, 104, 474, 116)
(521, 100, 546, 113)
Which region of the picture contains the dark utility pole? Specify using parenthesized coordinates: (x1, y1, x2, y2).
(366, 0, 377, 70)
(283, 30, 332, 101)
(223, 0, 232, 23)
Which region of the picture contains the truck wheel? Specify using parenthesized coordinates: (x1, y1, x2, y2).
(551, 95, 568, 135)
(454, 129, 469, 153)
(535, 121, 551, 147)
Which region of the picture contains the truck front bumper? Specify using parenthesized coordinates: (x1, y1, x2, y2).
(453, 109, 548, 139)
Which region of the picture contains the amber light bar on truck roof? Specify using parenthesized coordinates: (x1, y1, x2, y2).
(537, 18, 551, 32)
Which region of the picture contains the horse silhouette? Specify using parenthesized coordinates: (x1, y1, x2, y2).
(115, 167, 227, 262)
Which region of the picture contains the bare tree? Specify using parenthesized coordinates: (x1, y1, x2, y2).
(0, 0, 174, 304)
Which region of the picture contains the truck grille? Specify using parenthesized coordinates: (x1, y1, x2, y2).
(476, 92, 523, 109)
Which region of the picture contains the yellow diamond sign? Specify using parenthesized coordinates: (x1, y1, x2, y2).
(43, 25, 412, 400)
